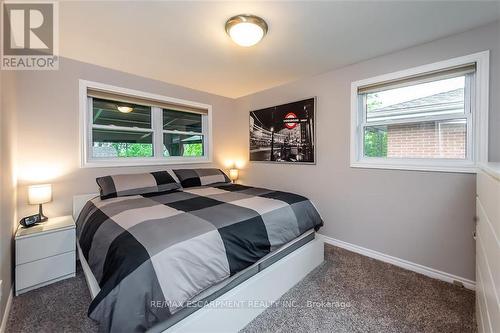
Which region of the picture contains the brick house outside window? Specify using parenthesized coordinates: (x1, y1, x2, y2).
(365, 88, 466, 159)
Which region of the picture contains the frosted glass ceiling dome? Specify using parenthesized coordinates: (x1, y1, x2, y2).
(225, 14, 268, 47)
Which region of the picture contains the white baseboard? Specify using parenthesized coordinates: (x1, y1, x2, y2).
(318, 234, 476, 290)
(0, 287, 13, 333)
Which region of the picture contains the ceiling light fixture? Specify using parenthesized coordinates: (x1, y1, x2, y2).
(117, 105, 134, 113)
(225, 14, 268, 47)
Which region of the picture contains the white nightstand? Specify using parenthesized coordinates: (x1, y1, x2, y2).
(15, 215, 76, 295)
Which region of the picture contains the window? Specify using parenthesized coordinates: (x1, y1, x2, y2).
(80, 81, 211, 167)
(350, 52, 489, 173)
(163, 109, 204, 157)
(92, 98, 154, 158)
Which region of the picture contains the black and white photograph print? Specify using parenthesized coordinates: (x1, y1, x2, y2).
(249, 98, 315, 163)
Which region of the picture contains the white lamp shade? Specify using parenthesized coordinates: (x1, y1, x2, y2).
(229, 169, 239, 181)
(28, 184, 52, 205)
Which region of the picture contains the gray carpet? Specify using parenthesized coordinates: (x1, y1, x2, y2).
(6, 264, 98, 333)
(241, 245, 475, 333)
(6, 244, 475, 332)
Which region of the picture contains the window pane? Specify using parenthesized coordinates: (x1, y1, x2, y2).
(93, 98, 151, 129)
(364, 126, 388, 157)
(163, 109, 202, 132)
(366, 76, 465, 123)
(92, 129, 153, 158)
(364, 119, 467, 159)
(163, 133, 204, 157)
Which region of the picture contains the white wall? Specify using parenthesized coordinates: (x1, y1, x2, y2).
(234, 21, 500, 281)
(12, 57, 242, 219)
(0, 70, 18, 325)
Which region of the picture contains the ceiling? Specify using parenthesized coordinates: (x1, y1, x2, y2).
(60, 1, 500, 98)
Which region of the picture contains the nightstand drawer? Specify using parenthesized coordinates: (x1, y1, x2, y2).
(16, 229, 75, 265)
(15, 251, 75, 292)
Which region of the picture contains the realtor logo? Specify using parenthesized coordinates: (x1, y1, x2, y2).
(1, 1, 58, 70)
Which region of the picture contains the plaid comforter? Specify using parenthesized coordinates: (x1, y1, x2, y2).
(76, 183, 323, 332)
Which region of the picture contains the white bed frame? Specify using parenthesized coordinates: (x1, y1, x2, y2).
(73, 194, 324, 333)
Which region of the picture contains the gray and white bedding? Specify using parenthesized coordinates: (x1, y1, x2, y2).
(76, 182, 323, 332)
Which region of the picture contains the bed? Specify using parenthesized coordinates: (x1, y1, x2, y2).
(74, 182, 324, 333)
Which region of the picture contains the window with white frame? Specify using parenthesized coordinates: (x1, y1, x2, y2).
(80, 81, 211, 167)
(350, 52, 489, 173)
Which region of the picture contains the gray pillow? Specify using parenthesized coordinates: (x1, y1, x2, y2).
(96, 171, 180, 200)
(173, 168, 231, 188)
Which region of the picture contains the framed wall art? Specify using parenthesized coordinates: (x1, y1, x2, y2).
(249, 97, 316, 164)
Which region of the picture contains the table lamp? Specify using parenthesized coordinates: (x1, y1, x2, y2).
(28, 184, 52, 222)
(229, 168, 239, 183)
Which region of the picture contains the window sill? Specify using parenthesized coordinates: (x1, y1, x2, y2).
(82, 157, 212, 168)
(350, 160, 478, 174)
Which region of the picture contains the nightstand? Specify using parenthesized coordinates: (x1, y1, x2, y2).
(15, 215, 76, 295)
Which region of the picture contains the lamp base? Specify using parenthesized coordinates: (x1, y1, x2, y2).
(39, 204, 48, 222)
